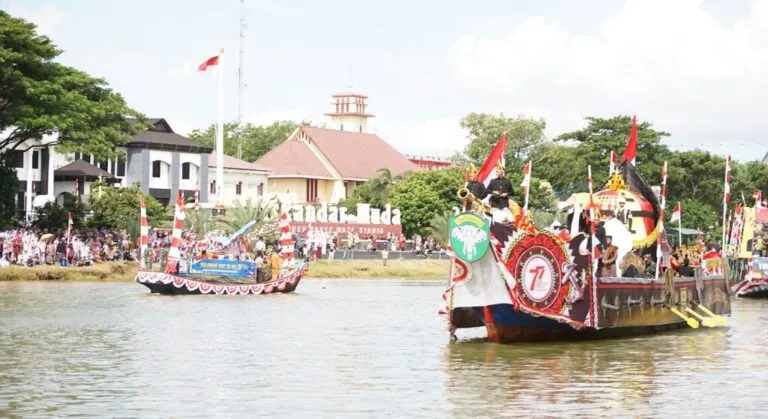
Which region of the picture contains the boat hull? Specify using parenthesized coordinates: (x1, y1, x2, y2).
(451, 274, 731, 344)
(731, 277, 768, 298)
(135, 264, 306, 296)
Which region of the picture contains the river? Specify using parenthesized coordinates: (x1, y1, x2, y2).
(1, 280, 766, 418)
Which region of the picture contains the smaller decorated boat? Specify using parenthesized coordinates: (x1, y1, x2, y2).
(728, 206, 768, 298)
(135, 193, 307, 295)
(731, 256, 768, 298)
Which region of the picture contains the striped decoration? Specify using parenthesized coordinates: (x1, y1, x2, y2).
(165, 192, 187, 273)
(279, 212, 294, 262)
(654, 161, 668, 281)
(139, 194, 149, 270)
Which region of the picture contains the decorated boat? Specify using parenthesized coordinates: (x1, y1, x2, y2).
(442, 132, 730, 344)
(135, 193, 307, 295)
(728, 205, 768, 298)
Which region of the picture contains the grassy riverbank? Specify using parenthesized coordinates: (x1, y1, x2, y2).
(0, 261, 136, 282)
(305, 259, 450, 279)
(0, 259, 451, 282)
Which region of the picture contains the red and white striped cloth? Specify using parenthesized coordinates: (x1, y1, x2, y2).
(278, 212, 294, 262)
(139, 194, 149, 269)
(609, 150, 618, 175)
(165, 192, 187, 273)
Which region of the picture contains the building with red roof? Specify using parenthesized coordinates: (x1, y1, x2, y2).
(254, 92, 417, 204)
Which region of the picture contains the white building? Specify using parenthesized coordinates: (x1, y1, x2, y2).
(2, 118, 271, 221)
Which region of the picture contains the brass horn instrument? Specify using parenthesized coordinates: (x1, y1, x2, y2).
(457, 187, 472, 201)
(457, 188, 489, 214)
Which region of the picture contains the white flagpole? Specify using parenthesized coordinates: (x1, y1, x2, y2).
(215, 47, 225, 207)
(721, 156, 730, 250)
(678, 204, 682, 246)
(523, 161, 531, 214)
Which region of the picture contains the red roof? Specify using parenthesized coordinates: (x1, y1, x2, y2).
(209, 152, 270, 172)
(254, 139, 334, 179)
(301, 126, 416, 180)
(254, 126, 416, 181)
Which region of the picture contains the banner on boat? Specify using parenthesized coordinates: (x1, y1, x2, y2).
(190, 259, 256, 277)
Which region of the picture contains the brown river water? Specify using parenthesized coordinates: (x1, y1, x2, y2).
(1, 279, 767, 418)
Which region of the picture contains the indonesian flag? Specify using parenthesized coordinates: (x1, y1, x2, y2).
(624, 115, 637, 165)
(198, 54, 220, 71)
(476, 132, 507, 187)
(724, 155, 732, 204)
(609, 150, 618, 174)
(670, 202, 681, 223)
(520, 161, 531, 192)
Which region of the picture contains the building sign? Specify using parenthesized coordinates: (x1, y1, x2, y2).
(285, 203, 401, 225)
(290, 222, 402, 237)
(190, 259, 256, 277)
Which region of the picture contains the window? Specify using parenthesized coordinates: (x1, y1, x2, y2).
(306, 179, 318, 202)
(82, 154, 91, 164)
(210, 180, 216, 194)
(6, 151, 23, 168)
(32, 151, 39, 169)
(340, 123, 344, 131)
(97, 160, 108, 171)
(235, 181, 242, 195)
(257, 183, 264, 197)
(359, 124, 363, 133)
(152, 160, 161, 178)
(117, 159, 126, 177)
(182, 162, 191, 180)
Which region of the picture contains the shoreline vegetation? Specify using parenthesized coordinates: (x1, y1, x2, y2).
(0, 259, 451, 282)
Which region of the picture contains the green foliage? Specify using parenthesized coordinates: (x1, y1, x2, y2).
(460, 113, 546, 169)
(216, 197, 278, 234)
(0, 156, 18, 228)
(87, 183, 164, 238)
(671, 198, 719, 233)
(0, 11, 142, 157)
(666, 150, 727, 212)
(184, 208, 214, 236)
(188, 121, 300, 162)
(34, 195, 87, 230)
(426, 212, 451, 246)
(389, 168, 465, 237)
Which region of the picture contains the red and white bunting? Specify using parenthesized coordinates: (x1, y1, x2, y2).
(722, 155, 731, 248)
(520, 161, 532, 214)
(165, 192, 187, 273)
(67, 212, 73, 244)
(654, 161, 668, 280)
(139, 194, 149, 269)
(279, 212, 294, 262)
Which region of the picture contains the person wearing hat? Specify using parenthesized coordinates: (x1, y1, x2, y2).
(616, 197, 633, 231)
(465, 164, 487, 207)
(487, 161, 513, 211)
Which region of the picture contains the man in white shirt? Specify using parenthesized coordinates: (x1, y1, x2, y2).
(255, 237, 265, 253)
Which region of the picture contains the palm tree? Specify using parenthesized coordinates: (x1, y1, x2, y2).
(216, 197, 278, 234)
(184, 208, 213, 236)
(368, 168, 399, 207)
(427, 212, 452, 246)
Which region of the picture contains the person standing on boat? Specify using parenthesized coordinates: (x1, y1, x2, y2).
(601, 236, 619, 277)
(487, 162, 512, 210)
(270, 246, 282, 281)
(615, 198, 633, 232)
(465, 164, 487, 210)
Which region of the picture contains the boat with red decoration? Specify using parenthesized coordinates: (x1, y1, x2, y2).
(442, 129, 730, 343)
(135, 193, 307, 296)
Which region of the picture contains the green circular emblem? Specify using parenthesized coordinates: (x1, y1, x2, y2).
(449, 213, 491, 263)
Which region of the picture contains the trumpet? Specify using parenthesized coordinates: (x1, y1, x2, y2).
(457, 188, 489, 214)
(457, 187, 473, 201)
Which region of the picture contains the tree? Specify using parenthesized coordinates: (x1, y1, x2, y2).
(666, 150, 727, 211)
(0, 12, 142, 157)
(0, 157, 18, 228)
(460, 113, 546, 169)
(216, 197, 278, 234)
(34, 195, 87, 231)
(88, 183, 164, 238)
(367, 168, 400, 208)
(389, 168, 465, 237)
(426, 212, 452, 246)
(554, 115, 671, 188)
(188, 120, 300, 162)
(673, 198, 719, 236)
(731, 161, 768, 205)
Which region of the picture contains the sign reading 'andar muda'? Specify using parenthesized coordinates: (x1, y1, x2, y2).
(449, 213, 490, 263)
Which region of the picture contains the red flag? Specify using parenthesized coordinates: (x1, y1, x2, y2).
(624, 115, 637, 165)
(198, 55, 219, 71)
(670, 202, 681, 223)
(476, 132, 507, 187)
(609, 150, 617, 174)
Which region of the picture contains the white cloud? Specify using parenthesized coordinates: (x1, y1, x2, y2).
(445, 0, 768, 158)
(380, 117, 468, 158)
(13, 4, 68, 37)
(166, 64, 196, 80)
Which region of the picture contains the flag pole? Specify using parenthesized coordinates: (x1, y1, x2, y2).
(523, 161, 531, 215)
(654, 161, 668, 281)
(215, 47, 225, 208)
(678, 202, 682, 246)
(721, 156, 731, 251)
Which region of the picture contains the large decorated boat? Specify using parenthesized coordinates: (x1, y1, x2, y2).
(442, 138, 730, 343)
(135, 194, 307, 296)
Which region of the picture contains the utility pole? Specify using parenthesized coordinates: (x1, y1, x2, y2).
(236, 0, 246, 160)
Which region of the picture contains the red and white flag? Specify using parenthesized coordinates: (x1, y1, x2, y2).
(753, 191, 763, 207)
(198, 54, 220, 71)
(609, 150, 618, 175)
(165, 192, 187, 274)
(670, 202, 681, 223)
(624, 115, 637, 165)
(476, 132, 507, 187)
(139, 194, 149, 269)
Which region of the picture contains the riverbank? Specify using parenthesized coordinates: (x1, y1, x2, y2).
(0, 259, 451, 282)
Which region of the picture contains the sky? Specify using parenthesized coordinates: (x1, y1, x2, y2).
(5, 0, 768, 162)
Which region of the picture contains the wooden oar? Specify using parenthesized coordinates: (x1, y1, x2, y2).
(667, 305, 699, 329)
(684, 307, 717, 328)
(697, 304, 727, 326)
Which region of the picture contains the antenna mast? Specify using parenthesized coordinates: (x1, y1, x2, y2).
(236, 0, 246, 159)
